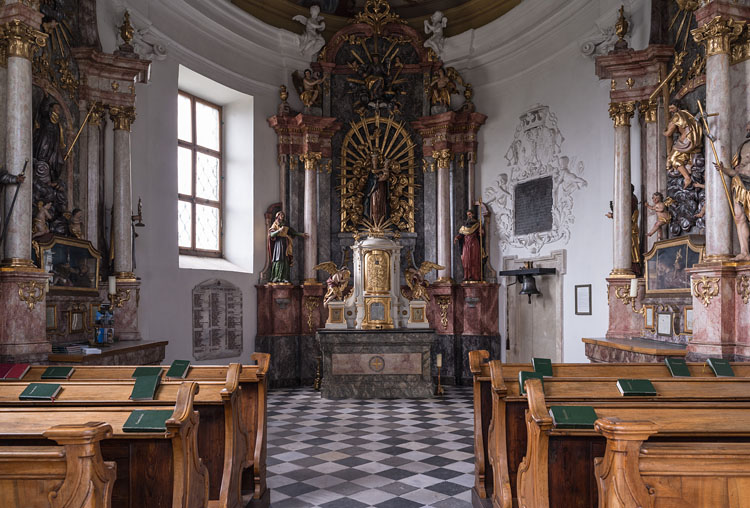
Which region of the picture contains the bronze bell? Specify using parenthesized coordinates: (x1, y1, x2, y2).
(518, 274, 541, 304)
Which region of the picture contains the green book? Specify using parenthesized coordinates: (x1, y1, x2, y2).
(165, 360, 191, 380)
(707, 358, 735, 377)
(664, 358, 691, 377)
(129, 373, 162, 401)
(549, 405, 598, 429)
(132, 366, 163, 378)
(40, 366, 75, 380)
(617, 378, 657, 396)
(519, 370, 544, 395)
(19, 383, 62, 401)
(122, 409, 174, 433)
(532, 358, 553, 377)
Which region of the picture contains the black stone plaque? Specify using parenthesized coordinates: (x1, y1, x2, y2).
(514, 176, 553, 235)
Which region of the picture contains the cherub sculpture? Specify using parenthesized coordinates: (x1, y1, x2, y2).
(645, 192, 674, 240)
(424, 11, 448, 57)
(292, 69, 325, 110)
(32, 201, 53, 239)
(314, 261, 351, 306)
(405, 261, 444, 302)
(293, 5, 326, 56)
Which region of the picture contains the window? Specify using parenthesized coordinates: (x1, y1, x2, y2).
(178, 91, 223, 256)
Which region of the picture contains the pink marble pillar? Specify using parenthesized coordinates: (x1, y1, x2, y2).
(687, 265, 736, 359)
(109, 106, 136, 277)
(0, 269, 50, 362)
(608, 102, 635, 277)
(435, 149, 452, 282)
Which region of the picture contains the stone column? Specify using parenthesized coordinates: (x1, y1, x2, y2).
(434, 149, 452, 282)
(109, 106, 136, 277)
(2, 19, 45, 266)
(608, 101, 636, 276)
(639, 98, 666, 253)
(301, 152, 320, 283)
(693, 16, 744, 261)
(467, 152, 476, 208)
(278, 154, 288, 214)
(85, 103, 104, 249)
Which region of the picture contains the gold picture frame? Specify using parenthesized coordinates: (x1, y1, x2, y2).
(683, 306, 693, 335)
(656, 312, 673, 336)
(644, 235, 704, 296)
(362, 296, 393, 330)
(643, 305, 655, 331)
(89, 303, 100, 328)
(46, 305, 57, 331)
(69, 310, 86, 333)
(33, 235, 102, 295)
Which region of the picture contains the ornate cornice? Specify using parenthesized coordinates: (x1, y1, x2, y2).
(109, 105, 136, 131)
(608, 101, 635, 127)
(638, 99, 658, 124)
(0, 19, 46, 60)
(692, 16, 744, 57)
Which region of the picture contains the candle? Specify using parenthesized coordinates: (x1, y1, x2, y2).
(436, 354, 442, 368)
(629, 278, 638, 298)
(108, 276, 117, 295)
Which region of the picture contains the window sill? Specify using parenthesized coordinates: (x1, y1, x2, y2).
(178, 255, 252, 274)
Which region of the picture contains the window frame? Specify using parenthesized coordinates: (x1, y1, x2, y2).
(177, 90, 224, 258)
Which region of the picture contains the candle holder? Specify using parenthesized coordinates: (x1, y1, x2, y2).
(435, 363, 444, 397)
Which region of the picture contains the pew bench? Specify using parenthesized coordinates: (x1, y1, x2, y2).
(0, 382, 209, 508)
(0, 422, 115, 508)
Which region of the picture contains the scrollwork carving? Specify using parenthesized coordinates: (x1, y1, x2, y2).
(692, 276, 720, 307)
(436, 295, 451, 330)
(17, 281, 44, 310)
(304, 296, 320, 333)
(737, 274, 750, 305)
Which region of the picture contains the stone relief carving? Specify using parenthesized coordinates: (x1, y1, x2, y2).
(485, 105, 587, 254)
(580, 14, 632, 58)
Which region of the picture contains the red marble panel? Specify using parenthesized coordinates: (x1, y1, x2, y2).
(0, 269, 50, 362)
(114, 279, 141, 341)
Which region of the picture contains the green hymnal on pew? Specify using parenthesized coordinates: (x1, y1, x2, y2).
(549, 405, 598, 429)
(129, 372, 162, 401)
(707, 358, 735, 377)
(122, 409, 174, 433)
(532, 358, 553, 377)
(519, 371, 544, 395)
(19, 383, 62, 401)
(41, 366, 74, 380)
(664, 358, 691, 377)
(617, 378, 657, 396)
(132, 366, 162, 378)
(165, 360, 191, 380)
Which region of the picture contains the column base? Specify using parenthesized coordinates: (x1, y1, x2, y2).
(605, 278, 644, 339)
(0, 269, 50, 363)
(113, 278, 141, 341)
(687, 264, 737, 359)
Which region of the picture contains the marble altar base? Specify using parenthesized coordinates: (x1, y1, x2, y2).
(319, 330, 434, 399)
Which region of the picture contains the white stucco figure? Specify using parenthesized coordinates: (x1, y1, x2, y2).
(293, 6, 326, 56)
(423, 11, 448, 56)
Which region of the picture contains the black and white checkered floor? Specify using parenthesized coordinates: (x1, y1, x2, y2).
(267, 386, 475, 508)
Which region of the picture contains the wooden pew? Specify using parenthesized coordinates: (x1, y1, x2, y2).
(0, 381, 209, 508)
(518, 377, 750, 508)
(0, 421, 115, 508)
(468, 349, 750, 507)
(595, 418, 750, 508)
(16, 353, 271, 506)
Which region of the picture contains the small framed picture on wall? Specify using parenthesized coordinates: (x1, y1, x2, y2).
(574, 285, 592, 315)
(643, 305, 655, 330)
(683, 306, 693, 335)
(657, 312, 673, 336)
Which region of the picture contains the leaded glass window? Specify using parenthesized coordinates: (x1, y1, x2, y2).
(178, 91, 223, 256)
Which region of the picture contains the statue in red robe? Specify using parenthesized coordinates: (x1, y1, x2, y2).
(454, 209, 485, 281)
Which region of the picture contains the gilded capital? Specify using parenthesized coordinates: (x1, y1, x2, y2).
(608, 101, 635, 127)
(692, 16, 744, 57)
(434, 148, 452, 170)
(638, 99, 658, 123)
(0, 19, 47, 61)
(300, 152, 322, 171)
(109, 105, 136, 131)
(88, 101, 106, 127)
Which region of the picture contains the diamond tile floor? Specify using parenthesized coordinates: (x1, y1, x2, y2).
(267, 386, 475, 508)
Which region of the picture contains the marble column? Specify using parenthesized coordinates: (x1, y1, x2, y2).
(639, 99, 667, 253)
(2, 20, 46, 266)
(467, 152, 476, 209)
(693, 17, 744, 261)
(317, 158, 331, 276)
(109, 106, 136, 277)
(85, 103, 104, 249)
(278, 154, 288, 215)
(302, 152, 320, 283)
(435, 149, 452, 282)
(422, 159, 437, 282)
(608, 101, 635, 276)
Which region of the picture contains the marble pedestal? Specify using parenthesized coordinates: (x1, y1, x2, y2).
(605, 278, 644, 339)
(0, 269, 50, 363)
(319, 330, 434, 399)
(114, 279, 141, 341)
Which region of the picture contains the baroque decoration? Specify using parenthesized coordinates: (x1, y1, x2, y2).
(485, 105, 587, 254)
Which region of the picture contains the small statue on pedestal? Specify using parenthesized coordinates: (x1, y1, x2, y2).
(314, 261, 351, 306)
(429, 67, 457, 114)
(292, 69, 325, 112)
(293, 5, 326, 56)
(32, 201, 53, 239)
(715, 121, 750, 260)
(267, 211, 308, 284)
(454, 209, 485, 282)
(645, 192, 673, 241)
(664, 104, 702, 189)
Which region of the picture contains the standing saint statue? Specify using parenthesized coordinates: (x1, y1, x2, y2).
(267, 211, 308, 283)
(664, 104, 702, 188)
(715, 122, 750, 260)
(454, 209, 485, 281)
(363, 150, 390, 224)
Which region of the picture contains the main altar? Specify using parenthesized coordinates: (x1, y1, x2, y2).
(256, 0, 501, 389)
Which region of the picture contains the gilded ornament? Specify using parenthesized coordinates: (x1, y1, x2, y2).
(737, 274, 750, 304)
(364, 249, 390, 293)
(692, 276, 720, 307)
(111, 81, 119, 92)
(615, 5, 629, 42)
(610, 79, 616, 91)
(434, 148, 452, 170)
(353, 0, 407, 35)
(119, 11, 135, 46)
(17, 281, 44, 311)
(608, 101, 635, 127)
(436, 295, 451, 329)
(300, 152, 322, 171)
(692, 16, 744, 57)
(88, 102, 105, 127)
(405, 261, 443, 302)
(109, 106, 136, 131)
(638, 99, 658, 123)
(625, 77, 634, 89)
(0, 19, 48, 60)
(304, 296, 320, 332)
(421, 158, 435, 173)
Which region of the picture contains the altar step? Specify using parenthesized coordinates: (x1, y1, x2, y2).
(583, 336, 686, 363)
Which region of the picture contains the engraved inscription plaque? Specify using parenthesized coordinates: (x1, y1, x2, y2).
(192, 279, 243, 360)
(514, 176, 553, 235)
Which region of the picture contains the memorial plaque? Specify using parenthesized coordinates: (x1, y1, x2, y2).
(192, 279, 243, 360)
(514, 176, 553, 235)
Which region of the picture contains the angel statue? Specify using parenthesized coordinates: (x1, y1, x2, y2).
(292, 69, 325, 111)
(405, 261, 444, 302)
(429, 67, 459, 114)
(424, 11, 448, 57)
(293, 5, 326, 56)
(314, 262, 351, 306)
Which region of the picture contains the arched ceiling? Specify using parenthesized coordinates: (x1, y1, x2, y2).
(230, 0, 522, 39)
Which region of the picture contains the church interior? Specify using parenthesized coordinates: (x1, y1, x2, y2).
(2, 0, 750, 507)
